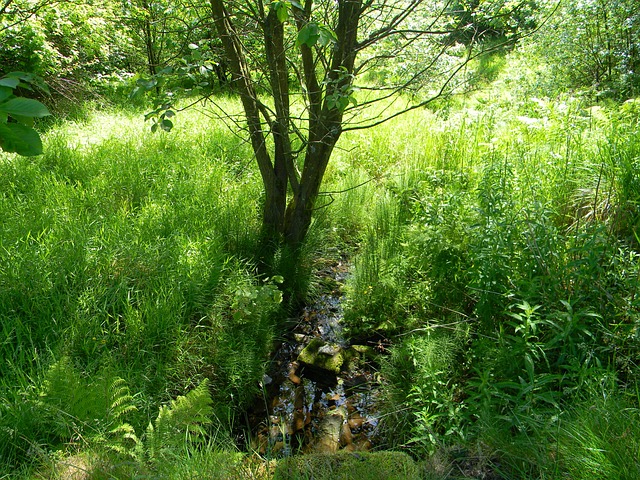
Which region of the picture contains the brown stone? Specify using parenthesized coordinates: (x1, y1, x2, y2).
(313, 407, 347, 453)
(348, 412, 364, 429)
(340, 422, 353, 446)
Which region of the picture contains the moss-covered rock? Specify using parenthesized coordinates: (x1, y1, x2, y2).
(298, 339, 345, 373)
(273, 452, 420, 480)
(297, 340, 379, 374)
(349, 344, 379, 364)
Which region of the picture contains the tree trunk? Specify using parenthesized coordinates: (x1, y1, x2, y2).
(283, 0, 362, 249)
(210, 0, 287, 242)
(210, 0, 362, 251)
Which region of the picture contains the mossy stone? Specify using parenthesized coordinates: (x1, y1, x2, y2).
(274, 452, 420, 480)
(298, 339, 345, 373)
(350, 344, 378, 359)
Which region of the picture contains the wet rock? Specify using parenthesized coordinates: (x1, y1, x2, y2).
(340, 422, 353, 447)
(313, 407, 347, 453)
(291, 385, 306, 433)
(287, 362, 301, 385)
(271, 441, 285, 455)
(293, 333, 308, 343)
(347, 412, 365, 430)
(298, 339, 345, 373)
(318, 343, 341, 356)
(343, 374, 369, 390)
(350, 344, 378, 358)
(253, 432, 268, 454)
(269, 425, 282, 440)
(355, 438, 373, 451)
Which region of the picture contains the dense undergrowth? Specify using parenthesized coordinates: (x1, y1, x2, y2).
(337, 60, 640, 477)
(1, 47, 640, 478)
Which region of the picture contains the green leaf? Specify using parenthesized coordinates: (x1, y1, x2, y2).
(296, 22, 320, 48)
(4, 72, 49, 94)
(271, 1, 289, 23)
(11, 115, 34, 127)
(0, 122, 44, 156)
(318, 25, 337, 47)
(0, 87, 13, 103)
(277, 4, 288, 23)
(136, 78, 157, 90)
(129, 86, 142, 99)
(160, 119, 173, 132)
(0, 98, 50, 118)
(524, 353, 535, 381)
(0, 78, 20, 88)
(327, 94, 336, 110)
(289, 0, 303, 9)
(337, 96, 349, 111)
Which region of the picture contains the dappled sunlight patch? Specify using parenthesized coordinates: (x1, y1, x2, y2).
(53, 454, 96, 480)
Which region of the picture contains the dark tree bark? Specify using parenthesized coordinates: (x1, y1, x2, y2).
(210, 0, 362, 250)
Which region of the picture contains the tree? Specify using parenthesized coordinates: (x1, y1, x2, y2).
(148, 0, 532, 250)
(445, 0, 538, 46)
(535, 0, 639, 99)
(123, 0, 199, 78)
(1, 0, 140, 97)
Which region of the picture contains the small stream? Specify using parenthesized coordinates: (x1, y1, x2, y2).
(245, 260, 382, 456)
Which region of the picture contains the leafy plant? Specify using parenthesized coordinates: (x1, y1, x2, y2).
(142, 379, 214, 465)
(379, 333, 465, 456)
(38, 358, 140, 454)
(0, 72, 50, 156)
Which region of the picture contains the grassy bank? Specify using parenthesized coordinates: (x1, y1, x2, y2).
(0, 100, 284, 476)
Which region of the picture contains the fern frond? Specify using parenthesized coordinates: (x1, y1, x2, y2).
(144, 379, 214, 463)
(103, 423, 140, 457)
(107, 377, 137, 422)
(92, 377, 141, 458)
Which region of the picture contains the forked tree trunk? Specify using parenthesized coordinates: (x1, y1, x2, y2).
(283, 0, 361, 247)
(210, 0, 361, 250)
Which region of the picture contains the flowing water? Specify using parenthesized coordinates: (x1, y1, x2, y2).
(245, 260, 382, 456)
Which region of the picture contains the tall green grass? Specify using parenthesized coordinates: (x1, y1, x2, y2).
(0, 102, 284, 475)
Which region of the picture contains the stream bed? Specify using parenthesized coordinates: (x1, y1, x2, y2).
(245, 260, 383, 456)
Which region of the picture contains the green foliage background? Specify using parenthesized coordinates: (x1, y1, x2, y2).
(0, 1, 640, 478)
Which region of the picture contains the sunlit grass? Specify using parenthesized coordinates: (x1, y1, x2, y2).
(335, 55, 640, 477)
(1, 52, 640, 477)
(0, 103, 275, 475)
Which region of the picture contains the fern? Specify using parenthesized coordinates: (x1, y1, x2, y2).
(37, 360, 216, 467)
(39, 357, 91, 440)
(39, 358, 140, 456)
(143, 379, 214, 464)
(94, 377, 140, 457)
(107, 378, 137, 423)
